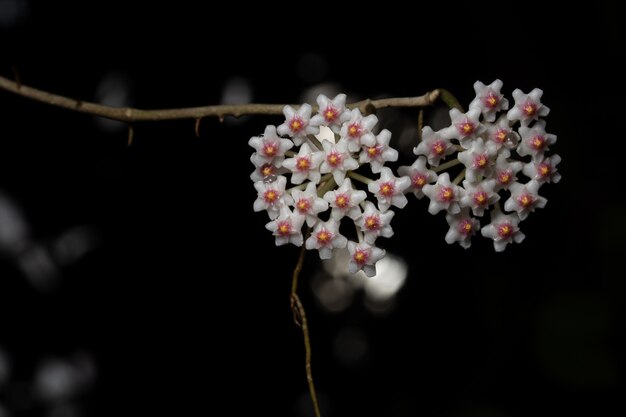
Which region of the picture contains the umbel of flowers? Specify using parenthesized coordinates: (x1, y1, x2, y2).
(250, 81, 560, 276)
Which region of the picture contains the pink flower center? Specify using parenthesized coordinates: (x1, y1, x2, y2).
(316, 230, 332, 244)
(497, 223, 513, 239)
(324, 107, 339, 122)
(379, 181, 395, 197)
(473, 191, 488, 206)
(538, 163, 551, 178)
(458, 120, 475, 136)
(353, 248, 369, 265)
(459, 219, 474, 236)
(264, 189, 278, 203)
(364, 215, 380, 231)
(296, 157, 311, 171)
(432, 141, 446, 156)
(296, 198, 311, 213)
(438, 186, 454, 202)
(474, 154, 489, 169)
(327, 151, 342, 167)
(277, 221, 292, 236)
(290, 117, 305, 133)
(517, 193, 534, 208)
(498, 170, 512, 185)
(531, 135, 545, 150)
(522, 101, 537, 117)
(412, 174, 427, 189)
(348, 123, 362, 138)
(366, 145, 381, 158)
(263, 142, 277, 157)
(494, 129, 508, 144)
(484, 92, 499, 108)
(335, 194, 350, 208)
(260, 163, 275, 178)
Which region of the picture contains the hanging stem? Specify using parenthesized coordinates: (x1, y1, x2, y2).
(290, 240, 322, 417)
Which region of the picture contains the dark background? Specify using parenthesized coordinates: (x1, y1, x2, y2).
(1, 1, 625, 416)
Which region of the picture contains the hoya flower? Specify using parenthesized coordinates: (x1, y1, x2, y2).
(481, 211, 525, 252)
(323, 178, 367, 220)
(517, 120, 557, 161)
(486, 115, 519, 151)
(265, 206, 305, 247)
(359, 129, 399, 174)
(347, 241, 386, 277)
(250, 162, 286, 183)
(522, 154, 562, 184)
(319, 138, 359, 185)
(305, 218, 348, 259)
(339, 108, 377, 152)
(442, 107, 486, 148)
(504, 180, 547, 220)
(277, 103, 319, 145)
(291, 182, 329, 227)
(310, 94, 348, 133)
(507, 88, 550, 126)
(356, 201, 395, 244)
(413, 126, 455, 166)
(469, 79, 509, 122)
(253, 176, 293, 219)
(367, 167, 411, 211)
(493, 154, 523, 191)
(445, 209, 480, 249)
(282, 142, 324, 184)
(457, 138, 497, 183)
(397, 156, 437, 199)
(249, 125, 294, 167)
(422, 173, 464, 215)
(460, 179, 499, 217)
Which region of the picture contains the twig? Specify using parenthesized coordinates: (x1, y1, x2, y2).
(290, 243, 322, 417)
(0, 75, 440, 123)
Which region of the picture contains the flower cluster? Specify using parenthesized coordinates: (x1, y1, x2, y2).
(251, 82, 560, 277)
(250, 94, 405, 276)
(400, 80, 560, 251)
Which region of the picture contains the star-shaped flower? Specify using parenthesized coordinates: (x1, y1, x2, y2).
(359, 129, 398, 174)
(469, 79, 509, 122)
(507, 88, 550, 126)
(422, 173, 464, 215)
(414, 126, 455, 166)
(265, 206, 305, 247)
(445, 209, 480, 249)
(323, 178, 367, 221)
(397, 156, 437, 199)
(277, 103, 319, 145)
(305, 218, 348, 259)
(282, 142, 324, 184)
(291, 182, 329, 227)
(347, 241, 386, 277)
(367, 167, 410, 211)
(481, 211, 525, 252)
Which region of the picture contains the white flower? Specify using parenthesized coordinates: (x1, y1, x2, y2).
(460, 179, 500, 217)
(507, 88, 550, 126)
(413, 126, 455, 166)
(486, 115, 519, 151)
(310, 94, 348, 133)
(457, 138, 497, 183)
(291, 182, 329, 227)
(397, 156, 437, 200)
(504, 180, 547, 220)
(469, 79, 509, 122)
(422, 173, 464, 215)
(277, 104, 319, 145)
(481, 211, 525, 252)
(522, 154, 562, 184)
(442, 107, 486, 148)
(323, 178, 367, 221)
(445, 209, 480, 249)
(305, 218, 348, 259)
(356, 201, 395, 244)
(250, 162, 287, 182)
(347, 241, 386, 277)
(517, 120, 557, 161)
(281, 142, 324, 184)
(367, 167, 410, 211)
(253, 176, 293, 219)
(319, 138, 359, 185)
(359, 129, 398, 173)
(339, 108, 377, 152)
(493, 154, 523, 191)
(249, 125, 294, 167)
(265, 206, 305, 247)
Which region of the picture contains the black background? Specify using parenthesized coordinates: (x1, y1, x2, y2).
(1, 1, 625, 416)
